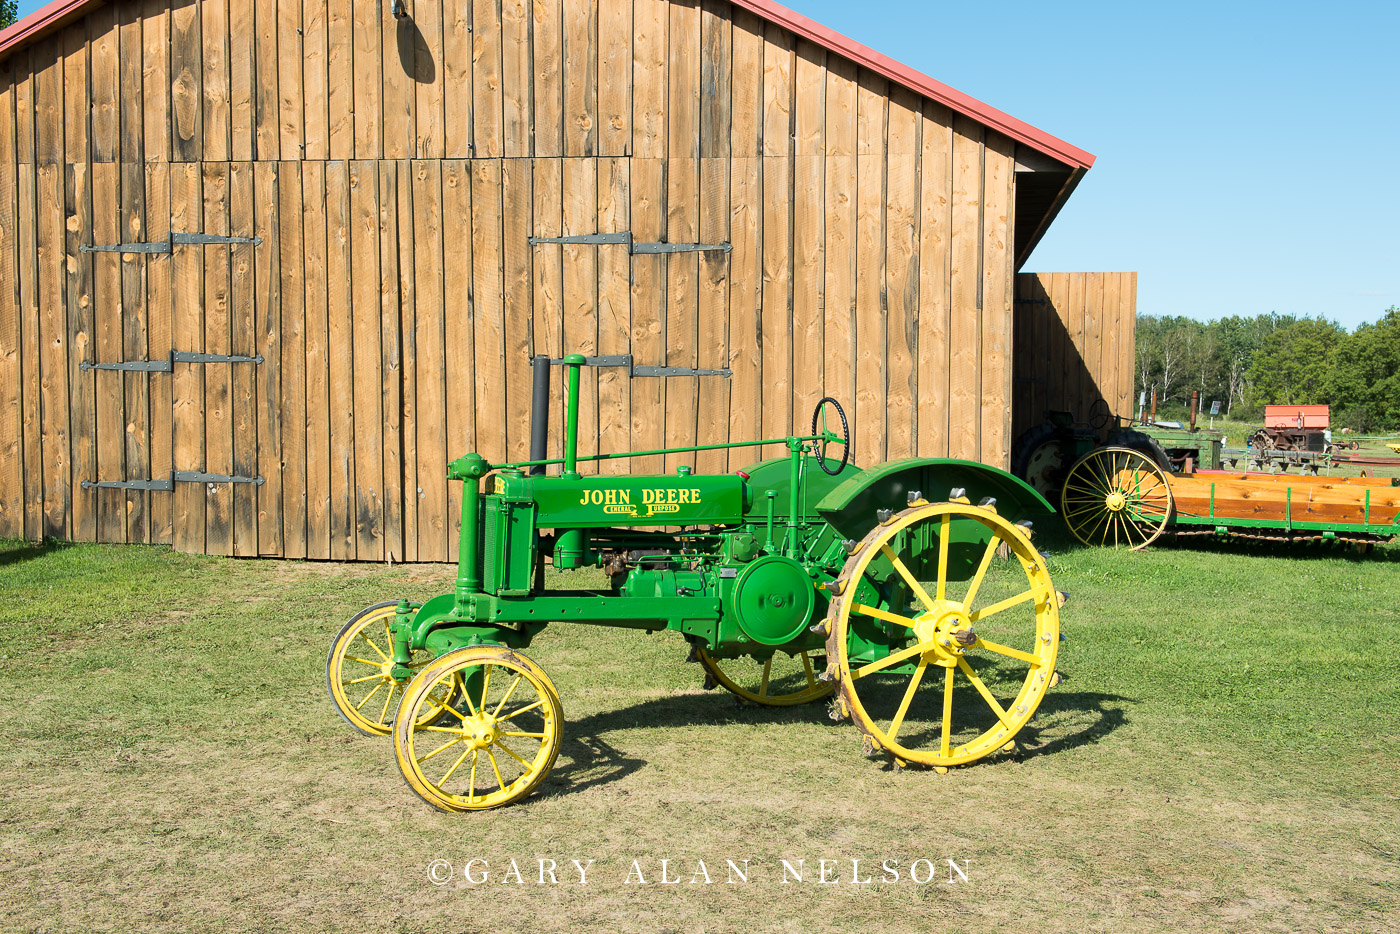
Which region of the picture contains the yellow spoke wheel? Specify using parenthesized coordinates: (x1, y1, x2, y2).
(1061, 446, 1173, 550)
(825, 501, 1060, 769)
(696, 647, 834, 706)
(393, 646, 563, 812)
(326, 602, 447, 736)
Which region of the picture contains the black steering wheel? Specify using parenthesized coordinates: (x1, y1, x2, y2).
(811, 397, 850, 476)
(1089, 398, 1113, 432)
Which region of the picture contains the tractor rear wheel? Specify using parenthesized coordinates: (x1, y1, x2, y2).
(1010, 422, 1074, 500)
(1061, 446, 1173, 550)
(823, 501, 1060, 769)
(393, 646, 563, 812)
(696, 647, 834, 706)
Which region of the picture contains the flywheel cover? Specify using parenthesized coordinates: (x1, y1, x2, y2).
(731, 555, 816, 646)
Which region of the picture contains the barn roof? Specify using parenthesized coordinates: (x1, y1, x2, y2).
(0, 0, 1093, 262)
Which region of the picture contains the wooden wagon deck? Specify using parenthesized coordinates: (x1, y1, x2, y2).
(1170, 470, 1400, 530)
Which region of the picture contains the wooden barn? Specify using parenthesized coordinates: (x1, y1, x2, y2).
(0, 0, 1134, 562)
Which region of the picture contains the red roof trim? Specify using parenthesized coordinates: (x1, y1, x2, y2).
(0, 0, 1094, 170)
(729, 0, 1094, 169)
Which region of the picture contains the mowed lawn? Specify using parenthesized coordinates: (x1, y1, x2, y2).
(1, 534, 1398, 933)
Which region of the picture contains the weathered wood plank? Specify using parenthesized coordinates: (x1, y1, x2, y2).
(92, 163, 124, 542)
(414, 0, 446, 158)
(980, 134, 1013, 467)
(792, 42, 825, 439)
(533, 0, 563, 157)
(327, 0, 353, 158)
(349, 160, 383, 558)
(442, 158, 475, 560)
(118, 4, 143, 165)
(698, 0, 730, 162)
(0, 130, 21, 537)
(62, 173, 95, 542)
(531, 157, 563, 464)
(279, 162, 307, 557)
(885, 89, 919, 460)
(917, 104, 951, 458)
(62, 23, 88, 165)
(822, 58, 856, 441)
(120, 159, 149, 543)
(170, 0, 202, 162)
(301, 160, 330, 559)
(561, 158, 598, 470)
(413, 159, 448, 561)
(353, 0, 383, 158)
(855, 75, 887, 462)
(949, 115, 982, 462)
(378, 162, 403, 562)
(500, 157, 532, 462)
(17, 163, 42, 537)
(596, 0, 630, 157)
(695, 155, 730, 475)
(325, 160, 356, 559)
(397, 163, 417, 562)
(1121, 273, 1137, 415)
(665, 0, 700, 469)
(469, 159, 505, 466)
(145, 163, 173, 543)
(302, 0, 329, 160)
(632, 0, 667, 160)
(594, 156, 629, 475)
(726, 12, 762, 469)
(203, 163, 233, 555)
(278, 0, 303, 158)
(562, 0, 597, 157)
(228, 0, 253, 160)
(500, 0, 530, 158)
(142, 2, 170, 163)
(170, 164, 205, 553)
(32, 40, 61, 169)
(202, 0, 230, 161)
(380, 0, 413, 158)
(628, 157, 665, 472)
(442, 0, 472, 157)
(229, 162, 258, 555)
(471, 0, 502, 158)
(36, 165, 70, 539)
(760, 26, 793, 444)
(90, 7, 119, 162)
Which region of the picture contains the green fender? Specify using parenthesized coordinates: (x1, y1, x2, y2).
(815, 457, 1055, 542)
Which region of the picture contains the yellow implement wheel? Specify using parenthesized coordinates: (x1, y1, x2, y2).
(393, 646, 563, 812)
(1061, 446, 1173, 550)
(326, 602, 448, 736)
(696, 647, 834, 706)
(824, 501, 1060, 769)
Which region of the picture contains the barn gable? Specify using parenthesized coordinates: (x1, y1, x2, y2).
(0, 0, 1122, 561)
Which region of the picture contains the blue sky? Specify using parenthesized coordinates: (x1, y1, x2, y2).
(12, 0, 1398, 329)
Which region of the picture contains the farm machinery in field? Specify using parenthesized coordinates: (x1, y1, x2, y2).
(326, 355, 1065, 810)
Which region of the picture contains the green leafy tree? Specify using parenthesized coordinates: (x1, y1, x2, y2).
(0, 0, 17, 30)
(1327, 307, 1400, 429)
(1246, 318, 1346, 406)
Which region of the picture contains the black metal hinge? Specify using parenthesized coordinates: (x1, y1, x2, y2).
(81, 232, 263, 254)
(81, 470, 265, 491)
(529, 232, 732, 255)
(547, 354, 731, 379)
(81, 351, 265, 373)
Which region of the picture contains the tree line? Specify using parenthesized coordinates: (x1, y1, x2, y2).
(1134, 307, 1400, 431)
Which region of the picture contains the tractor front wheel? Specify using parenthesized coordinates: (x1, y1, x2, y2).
(393, 646, 564, 812)
(327, 602, 443, 736)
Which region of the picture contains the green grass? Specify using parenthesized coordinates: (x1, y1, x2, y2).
(1, 536, 1398, 933)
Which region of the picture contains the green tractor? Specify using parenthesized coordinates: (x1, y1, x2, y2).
(327, 355, 1064, 810)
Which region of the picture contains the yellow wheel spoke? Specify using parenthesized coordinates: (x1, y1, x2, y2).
(850, 602, 918, 629)
(342, 655, 382, 667)
(493, 673, 524, 717)
(466, 750, 479, 803)
(494, 739, 533, 769)
(497, 698, 546, 723)
(486, 748, 507, 790)
(479, 664, 493, 711)
(963, 534, 1002, 609)
(879, 545, 937, 613)
(940, 665, 954, 758)
(853, 639, 938, 679)
(418, 725, 469, 734)
(357, 631, 390, 662)
(801, 652, 816, 688)
(378, 680, 396, 725)
(417, 735, 465, 764)
(383, 619, 395, 653)
(936, 514, 950, 600)
(956, 658, 1013, 728)
(887, 659, 928, 742)
(974, 637, 1043, 667)
(353, 681, 384, 711)
(457, 671, 479, 717)
(759, 657, 772, 698)
(343, 673, 384, 686)
(969, 587, 1043, 622)
(502, 730, 547, 739)
(437, 745, 474, 788)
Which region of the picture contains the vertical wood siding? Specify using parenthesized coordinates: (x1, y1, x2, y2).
(0, 0, 1118, 558)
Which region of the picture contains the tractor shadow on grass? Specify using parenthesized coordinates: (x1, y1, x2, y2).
(540, 685, 1130, 797)
(0, 538, 77, 568)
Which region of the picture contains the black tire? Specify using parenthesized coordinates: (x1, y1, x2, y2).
(1105, 428, 1172, 471)
(1011, 422, 1074, 498)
